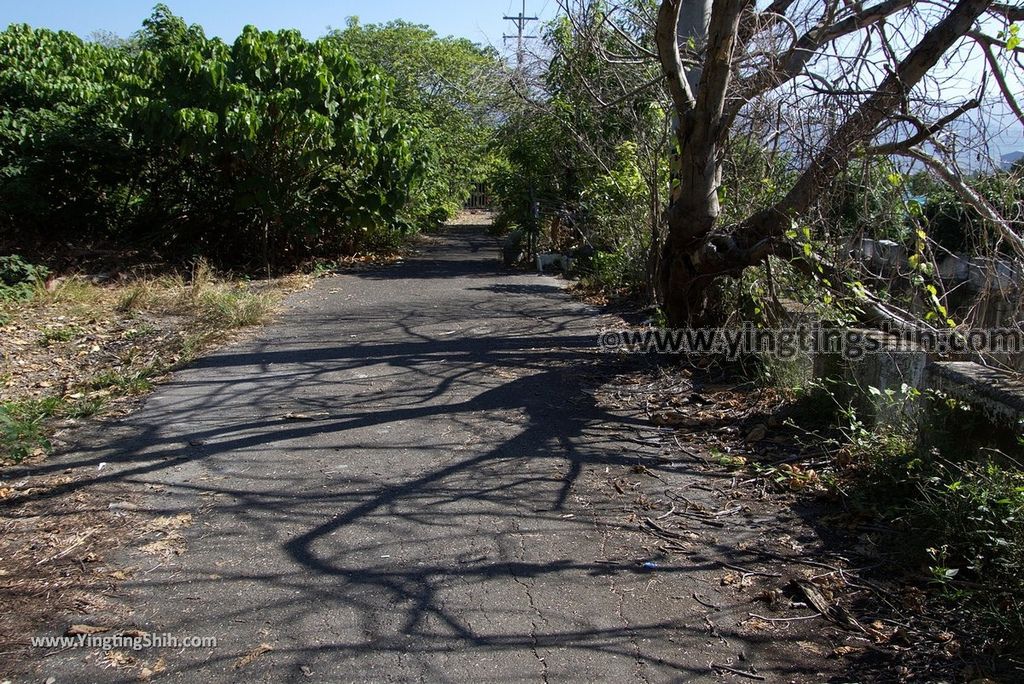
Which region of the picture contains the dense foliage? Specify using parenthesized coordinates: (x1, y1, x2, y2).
(0, 6, 428, 269)
(0, 255, 48, 301)
(329, 19, 504, 224)
(492, 5, 668, 296)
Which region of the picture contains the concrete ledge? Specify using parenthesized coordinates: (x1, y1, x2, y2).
(927, 361, 1024, 425)
(812, 328, 928, 423)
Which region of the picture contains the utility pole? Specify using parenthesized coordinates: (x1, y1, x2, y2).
(503, 0, 538, 71)
(504, 0, 539, 253)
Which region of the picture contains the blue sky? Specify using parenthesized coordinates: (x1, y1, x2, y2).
(0, 0, 558, 48)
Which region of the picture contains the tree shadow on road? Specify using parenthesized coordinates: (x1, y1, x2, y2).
(12, 229, 840, 682)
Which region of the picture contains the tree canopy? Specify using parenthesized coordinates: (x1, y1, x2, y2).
(0, 6, 488, 269)
(328, 18, 506, 223)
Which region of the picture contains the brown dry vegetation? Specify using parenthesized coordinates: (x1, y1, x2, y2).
(0, 263, 309, 464)
(0, 263, 312, 674)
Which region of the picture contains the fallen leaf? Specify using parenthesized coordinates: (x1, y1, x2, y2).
(745, 424, 768, 443)
(138, 656, 166, 681)
(140, 533, 186, 558)
(102, 650, 133, 668)
(650, 411, 698, 428)
(66, 624, 111, 636)
(234, 643, 273, 669)
(149, 513, 192, 531)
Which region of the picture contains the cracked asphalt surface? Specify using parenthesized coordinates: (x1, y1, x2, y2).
(28, 225, 836, 682)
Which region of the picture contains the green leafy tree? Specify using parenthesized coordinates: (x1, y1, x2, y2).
(328, 19, 504, 223)
(0, 6, 428, 270)
(0, 24, 136, 242)
(493, 3, 670, 297)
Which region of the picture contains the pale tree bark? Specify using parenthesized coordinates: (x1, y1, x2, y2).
(677, 0, 712, 94)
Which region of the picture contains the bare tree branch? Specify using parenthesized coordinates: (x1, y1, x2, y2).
(988, 2, 1024, 21)
(655, 0, 695, 114)
(865, 99, 981, 154)
(975, 33, 1024, 127)
(732, 0, 915, 107)
(751, 0, 993, 237)
(900, 147, 1024, 258)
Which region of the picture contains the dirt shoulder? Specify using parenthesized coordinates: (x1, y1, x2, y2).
(581, 356, 1016, 682)
(0, 266, 312, 674)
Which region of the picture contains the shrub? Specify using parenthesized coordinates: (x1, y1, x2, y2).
(0, 255, 49, 301)
(835, 390, 1024, 651)
(0, 7, 429, 271)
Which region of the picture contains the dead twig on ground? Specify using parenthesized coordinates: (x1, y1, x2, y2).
(35, 530, 94, 566)
(710, 662, 766, 681)
(748, 612, 821, 623)
(721, 562, 783, 579)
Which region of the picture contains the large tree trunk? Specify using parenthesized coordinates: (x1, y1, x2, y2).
(677, 0, 712, 94)
(654, 0, 715, 318)
(659, 203, 724, 327)
(657, 0, 745, 326)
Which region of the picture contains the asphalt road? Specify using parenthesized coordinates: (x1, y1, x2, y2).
(30, 225, 834, 683)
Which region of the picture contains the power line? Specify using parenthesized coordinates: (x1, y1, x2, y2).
(503, 0, 538, 71)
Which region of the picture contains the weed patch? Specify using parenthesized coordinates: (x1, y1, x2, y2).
(0, 255, 49, 302)
(773, 382, 1024, 663)
(0, 400, 52, 462)
(0, 262, 303, 465)
(38, 325, 84, 347)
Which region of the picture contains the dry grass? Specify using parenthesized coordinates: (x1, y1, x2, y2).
(0, 263, 310, 676)
(32, 260, 281, 329)
(114, 260, 277, 329)
(1, 261, 309, 464)
(0, 471, 137, 675)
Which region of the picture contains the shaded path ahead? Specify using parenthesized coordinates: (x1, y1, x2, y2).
(35, 225, 831, 682)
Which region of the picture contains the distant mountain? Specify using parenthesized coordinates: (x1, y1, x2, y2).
(1001, 150, 1024, 168)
